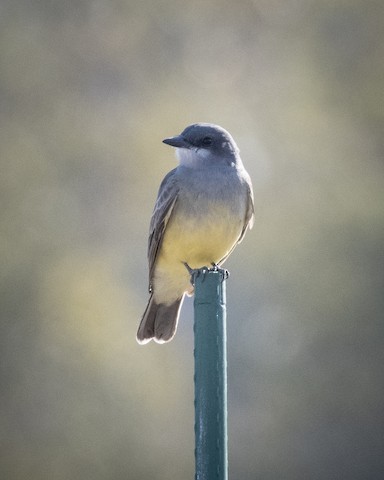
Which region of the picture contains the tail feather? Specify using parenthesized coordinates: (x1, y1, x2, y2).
(136, 294, 183, 344)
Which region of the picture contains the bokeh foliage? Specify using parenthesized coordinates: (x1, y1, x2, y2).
(1, 1, 383, 479)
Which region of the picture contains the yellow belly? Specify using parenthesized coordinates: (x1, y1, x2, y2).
(152, 212, 241, 303)
(159, 206, 242, 268)
(151, 184, 247, 303)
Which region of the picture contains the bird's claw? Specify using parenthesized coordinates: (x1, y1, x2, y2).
(183, 262, 229, 286)
(211, 263, 230, 280)
(183, 262, 201, 286)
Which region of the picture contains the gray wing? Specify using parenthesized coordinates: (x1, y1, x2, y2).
(218, 177, 254, 265)
(237, 179, 254, 244)
(147, 168, 179, 292)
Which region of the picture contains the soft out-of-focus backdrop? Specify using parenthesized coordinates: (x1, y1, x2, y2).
(1, 1, 383, 479)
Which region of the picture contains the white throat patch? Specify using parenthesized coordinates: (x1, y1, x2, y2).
(176, 147, 209, 167)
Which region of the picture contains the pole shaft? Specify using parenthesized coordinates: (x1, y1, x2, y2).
(194, 268, 228, 480)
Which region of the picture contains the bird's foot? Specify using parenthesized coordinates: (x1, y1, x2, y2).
(183, 262, 202, 286)
(183, 262, 229, 286)
(211, 263, 230, 280)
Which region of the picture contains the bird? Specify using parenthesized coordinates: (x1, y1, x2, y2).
(136, 123, 254, 344)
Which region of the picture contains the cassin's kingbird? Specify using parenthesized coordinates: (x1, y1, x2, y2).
(136, 123, 254, 344)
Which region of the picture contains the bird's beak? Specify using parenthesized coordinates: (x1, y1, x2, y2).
(162, 135, 190, 148)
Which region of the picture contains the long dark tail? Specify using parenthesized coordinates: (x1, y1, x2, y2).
(136, 294, 183, 344)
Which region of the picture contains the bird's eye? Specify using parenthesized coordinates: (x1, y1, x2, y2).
(201, 136, 213, 146)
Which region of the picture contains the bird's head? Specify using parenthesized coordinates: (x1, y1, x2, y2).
(163, 123, 240, 167)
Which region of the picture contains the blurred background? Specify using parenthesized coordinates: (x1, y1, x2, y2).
(1, 0, 383, 479)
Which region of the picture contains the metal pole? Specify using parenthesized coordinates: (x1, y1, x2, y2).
(193, 267, 228, 480)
